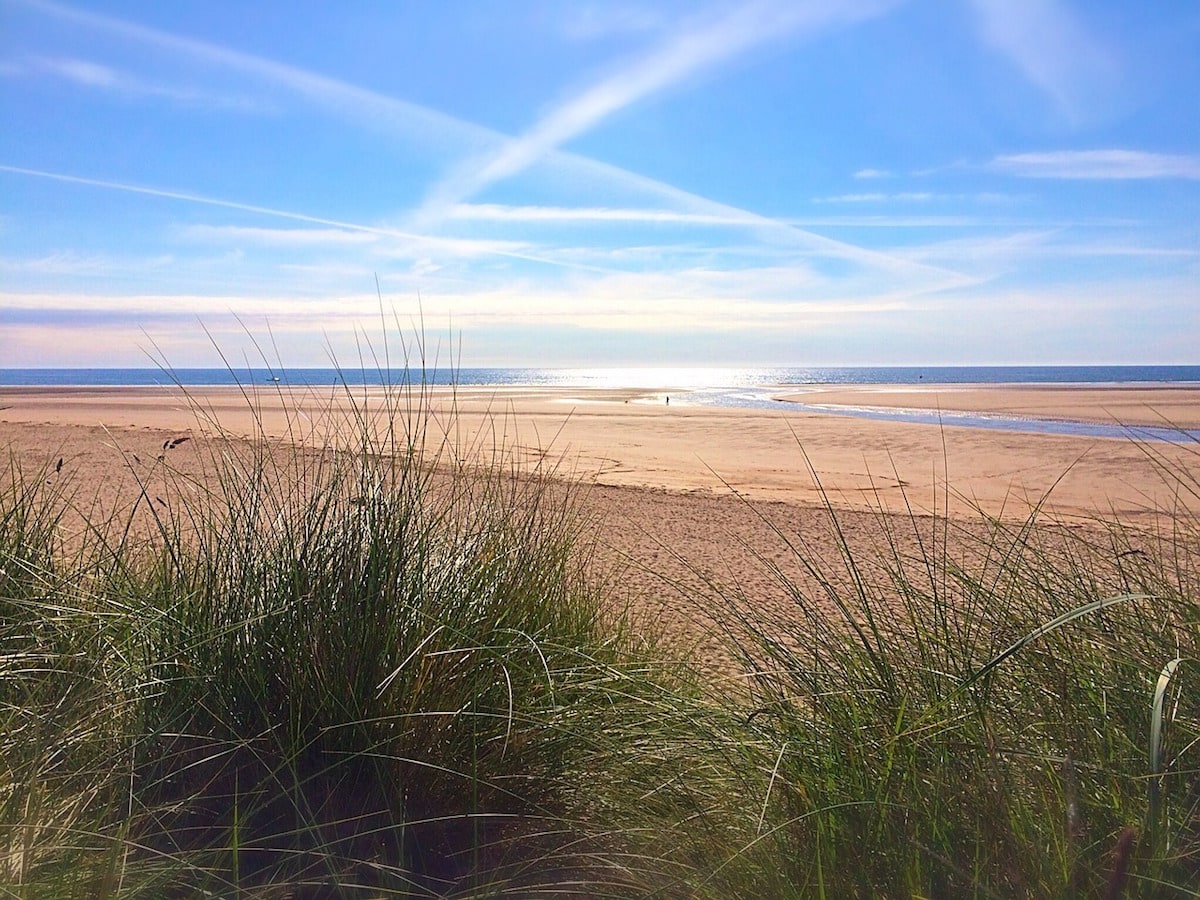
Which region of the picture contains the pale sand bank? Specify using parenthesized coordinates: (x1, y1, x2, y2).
(779, 383, 1200, 429)
(2, 383, 1199, 522)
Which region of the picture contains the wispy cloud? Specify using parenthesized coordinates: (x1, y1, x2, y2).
(554, 4, 669, 41)
(814, 191, 1019, 205)
(15, 0, 952, 289)
(0, 164, 425, 237)
(450, 203, 1039, 230)
(1, 290, 374, 319)
(12, 0, 499, 155)
(462, 150, 968, 279)
(31, 55, 116, 87)
(968, 0, 1121, 123)
(177, 224, 380, 247)
(6, 54, 264, 110)
(529, 212, 1042, 230)
(889, 230, 1199, 277)
(0, 161, 975, 311)
(9, 266, 1196, 366)
(890, 230, 1060, 269)
(0, 165, 621, 272)
(991, 150, 1200, 180)
(816, 192, 934, 204)
(447, 203, 760, 226)
(0, 250, 175, 275)
(786, 215, 993, 228)
(416, 0, 898, 221)
(852, 167, 891, 179)
(0, 281, 918, 335)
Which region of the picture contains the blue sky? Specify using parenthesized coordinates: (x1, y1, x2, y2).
(1, 0, 1197, 368)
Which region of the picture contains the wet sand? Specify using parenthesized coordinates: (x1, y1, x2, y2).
(779, 384, 1200, 429)
(5, 382, 1196, 519)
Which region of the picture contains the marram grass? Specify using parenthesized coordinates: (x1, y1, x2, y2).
(706, 471, 1200, 898)
(2, 375, 1200, 897)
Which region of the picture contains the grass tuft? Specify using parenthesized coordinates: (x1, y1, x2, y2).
(3, 354, 1200, 896)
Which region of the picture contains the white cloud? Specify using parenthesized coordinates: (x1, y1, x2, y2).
(4, 153, 965, 304)
(896, 231, 1198, 266)
(0, 165, 602, 274)
(820, 193, 886, 203)
(374, 236, 536, 261)
(785, 215, 986, 227)
(16, 0, 499, 155)
(0, 164, 415, 234)
(0, 280, 917, 336)
(0, 250, 182, 276)
(177, 224, 380, 247)
(891, 230, 1058, 268)
(9, 264, 1195, 365)
(968, 0, 1120, 123)
(815, 192, 934, 204)
(15, 0, 948, 290)
(815, 190, 1034, 207)
(6, 54, 265, 110)
(37, 56, 118, 87)
(416, 0, 898, 221)
(991, 150, 1200, 180)
(852, 168, 891, 179)
(1, 251, 145, 275)
(448, 203, 759, 226)
(410, 258, 442, 277)
(554, 4, 668, 41)
(1, 290, 382, 320)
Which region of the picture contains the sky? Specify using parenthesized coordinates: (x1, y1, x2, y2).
(1, 0, 1198, 369)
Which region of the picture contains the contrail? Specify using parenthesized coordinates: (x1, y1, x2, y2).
(0, 164, 618, 273)
(8, 0, 966, 284)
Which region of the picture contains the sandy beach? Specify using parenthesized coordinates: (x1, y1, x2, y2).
(780, 383, 1200, 429)
(4, 382, 1197, 517)
(4, 382, 1199, 656)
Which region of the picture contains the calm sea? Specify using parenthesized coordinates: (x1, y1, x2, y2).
(3, 366, 1198, 442)
(2, 365, 1199, 388)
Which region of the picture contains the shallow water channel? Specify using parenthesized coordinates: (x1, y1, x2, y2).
(677, 387, 1200, 444)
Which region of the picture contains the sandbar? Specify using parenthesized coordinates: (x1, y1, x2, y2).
(779, 383, 1200, 429)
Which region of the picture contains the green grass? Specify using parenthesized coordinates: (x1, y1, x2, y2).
(709, 490, 1200, 897)
(3, 370, 1200, 897)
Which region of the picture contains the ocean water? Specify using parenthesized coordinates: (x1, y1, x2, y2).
(2, 364, 1199, 389)
(2, 366, 1198, 443)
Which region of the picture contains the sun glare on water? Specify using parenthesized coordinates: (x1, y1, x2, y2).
(549, 367, 773, 390)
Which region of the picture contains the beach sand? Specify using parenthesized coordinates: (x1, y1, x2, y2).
(4, 382, 1198, 516)
(3, 383, 1198, 659)
(779, 384, 1200, 429)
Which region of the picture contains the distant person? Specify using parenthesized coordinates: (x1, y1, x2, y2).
(666, 395, 670, 406)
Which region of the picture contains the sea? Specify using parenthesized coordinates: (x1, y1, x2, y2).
(3, 364, 1199, 389)
(2, 365, 1199, 443)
